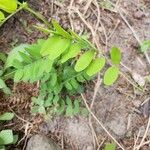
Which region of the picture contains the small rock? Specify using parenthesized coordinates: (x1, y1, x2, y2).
(26, 135, 61, 150)
(106, 115, 127, 137)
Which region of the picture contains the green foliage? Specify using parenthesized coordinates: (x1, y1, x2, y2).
(5, 44, 29, 69)
(0, 0, 18, 22)
(140, 40, 150, 52)
(0, 11, 4, 21)
(3, 20, 122, 116)
(41, 36, 71, 60)
(0, 130, 14, 145)
(0, 112, 14, 121)
(104, 143, 116, 150)
(86, 57, 106, 76)
(104, 66, 119, 86)
(110, 47, 121, 65)
(75, 50, 95, 72)
(0, 0, 17, 13)
(0, 113, 18, 150)
(100, 0, 114, 11)
(0, 52, 11, 94)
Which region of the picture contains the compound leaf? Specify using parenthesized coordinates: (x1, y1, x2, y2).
(110, 47, 121, 65)
(104, 66, 119, 86)
(75, 50, 95, 72)
(5, 44, 29, 69)
(86, 57, 106, 76)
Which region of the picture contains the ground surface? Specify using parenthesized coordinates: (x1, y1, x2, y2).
(0, 0, 150, 150)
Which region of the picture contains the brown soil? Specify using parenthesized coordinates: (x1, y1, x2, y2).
(0, 0, 150, 150)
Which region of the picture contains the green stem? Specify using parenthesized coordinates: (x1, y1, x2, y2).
(0, 5, 24, 27)
(3, 70, 15, 80)
(19, 2, 51, 29)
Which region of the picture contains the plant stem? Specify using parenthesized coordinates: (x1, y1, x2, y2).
(0, 5, 24, 27)
(17, 2, 51, 29)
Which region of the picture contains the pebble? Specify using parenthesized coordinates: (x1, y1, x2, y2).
(26, 135, 61, 150)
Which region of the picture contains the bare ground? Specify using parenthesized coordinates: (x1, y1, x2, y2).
(0, 0, 150, 150)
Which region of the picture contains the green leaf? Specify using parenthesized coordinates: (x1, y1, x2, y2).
(12, 134, 18, 144)
(66, 97, 72, 106)
(75, 50, 95, 72)
(0, 130, 14, 145)
(86, 57, 106, 76)
(12, 59, 23, 69)
(0, 145, 5, 150)
(76, 75, 85, 83)
(63, 66, 76, 80)
(140, 40, 150, 52)
(0, 0, 17, 13)
(66, 97, 73, 116)
(65, 82, 73, 91)
(0, 113, 14, 121)
(25, 39, 45, 59)
(70, 79, 79, 90)
(52, 20, 72, 39)
(41, 36, 71, 60)
(44, 93, 53, 107)
(104, 66, 119, 86)
(19, 51, 32, 64)
(66, 106, 73, 117)
(3, 87, 11, 95)
(53, 95, 59, 105)
(81, 108, 89, 116)
(110, 47, 121, 65)
(53, 83, 62, 95)
(0, 52, 6, 63)
(32, 97, 44, 106)
(61, 42, 81, 63)
(0, 11, 4, 21)
(31, 106, 39, 114)
(104, 143, 116, 150)
(0, 79, 6, 89)
(5, 44, 29, 69)
(49, 72, 57, 87)
(38, 106, 46, 114)
(14, 69, 24, 82)
(73, 100, 80, 115)
(57, 100, 65, 115)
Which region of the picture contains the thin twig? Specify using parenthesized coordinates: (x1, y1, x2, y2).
(136, 116, 150, 150)
(81, 94, 125, 150)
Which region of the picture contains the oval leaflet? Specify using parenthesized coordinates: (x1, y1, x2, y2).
(104, 66, 119, 86)
(74, 50, 95, 72)
(86, 57, 106, 76)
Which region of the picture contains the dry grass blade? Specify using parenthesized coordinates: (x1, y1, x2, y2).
(136, 116, 150, 150)
(81, 94, 125, 150)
